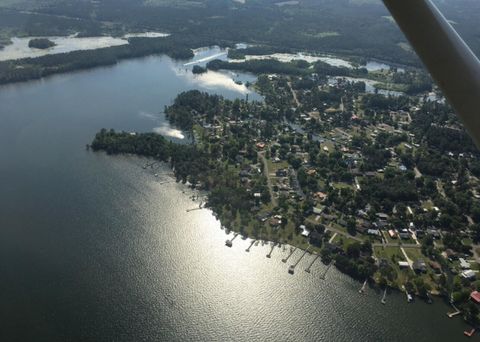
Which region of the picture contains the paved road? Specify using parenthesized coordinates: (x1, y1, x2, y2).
(400, 247, 414, 270)
(314, 220, 423, 248)
(436, 179, 446, 198)
(414, 167, 422, 178)
(259, 151, 277, 206)
(287, 81, 301, 107)
(328, 232, 338, 243)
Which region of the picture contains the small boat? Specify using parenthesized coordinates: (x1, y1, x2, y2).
(407, 293, 413, 303)
(225, 240, 232, 247)
(154, 173, 159, 177)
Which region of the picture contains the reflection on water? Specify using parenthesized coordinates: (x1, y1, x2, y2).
(175, 46, 254, 96)
(328, 76, 405, 97)
(366, 60, 405, 73)
(153, 124, 185, 140)
(0, 45, 468, 342)
(183, 52, 228, 66)
(233, 52, 355, 68)
(0, 32, 169, 61)
(175, 68, 252, 95)
(123, 32, 170, 39)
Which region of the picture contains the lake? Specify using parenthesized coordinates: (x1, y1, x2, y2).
(328, 76, 405, 97)
(0, 47, 470, 341)
(0, 32, 170, 61)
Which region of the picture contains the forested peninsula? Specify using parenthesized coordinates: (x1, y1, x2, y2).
(91, 71, 480, 325)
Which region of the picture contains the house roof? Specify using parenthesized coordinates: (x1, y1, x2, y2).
(367, 229, 381, 236)
(314, 192, 327, 200)
(445, 249, 457, 257)
(471, 291, 480, 303)
(413, 259, 427, 271)
(460, 258, 471, 269)
(462, 270, 476, 279)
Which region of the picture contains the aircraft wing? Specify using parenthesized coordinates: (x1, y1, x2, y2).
(383, 0, 480, 147)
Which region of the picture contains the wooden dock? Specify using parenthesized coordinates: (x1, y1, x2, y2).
(447, 311, 461, 318)
(288, 247, 310, 274)
(447, 303, 461, 318)
(282, 247, 296, 263)
(319, 261, 333, 280)
(186, 202, 204, 212)
(143, 161, 158, 169)
(245, 240, 255, 252)
(305, 253, 320, 273)
(266, 243, 275, 258)
(381, 288, 387, 304)
(359, 279, 368, 294)
(225, 233, 239, 247)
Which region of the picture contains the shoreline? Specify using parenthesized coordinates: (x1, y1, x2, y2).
(119, 151, 453, 304)
(0, 40, 416, 86)
(88, 58, 474, 327)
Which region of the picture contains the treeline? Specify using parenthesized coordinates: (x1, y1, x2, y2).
(28, 38, 56, 49)
(0, 34, 232, 84)
(361, 93, 410, 111)
(90, 129, 210, 184)
(31, 0, 419, 65)
(392, 70, 432, 95)
(361, 172, 419, 212)
(206, 58, 364, 78)
(227, 46, 292, 60)
(90, 128, 259, 226)
(165, 90, 224, 130)
(323, 241, 377, 280)
(410, 102, 478, 154)
(0, 8, 107, 38)
(7, 0, 480, 71)
(207, 59, 309, 76)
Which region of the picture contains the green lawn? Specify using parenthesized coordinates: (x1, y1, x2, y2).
(266, 159, 288, 173)
(403, 247, 423, 261)
(333, 234, 360, 250)
(332, 182, 353, 190)
(421, 200, 434, 211)
(374, 246, 405, 262)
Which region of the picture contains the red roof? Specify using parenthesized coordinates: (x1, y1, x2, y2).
(471, 291, 480, 303)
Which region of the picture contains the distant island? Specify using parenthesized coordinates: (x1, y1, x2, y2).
(192, 65, 207, 74)
(28, 38, 56, 49)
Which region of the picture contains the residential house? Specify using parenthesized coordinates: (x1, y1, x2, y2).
(459, 258, 471, 270)
(429, 261, 442, 274)
(462, 270, 476, 280)
(413, 259, 427, 273)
